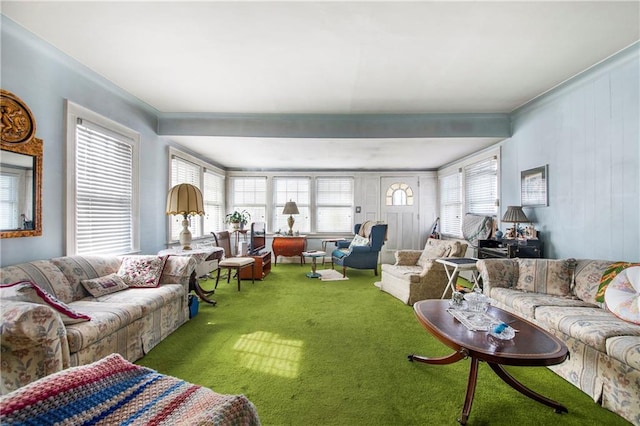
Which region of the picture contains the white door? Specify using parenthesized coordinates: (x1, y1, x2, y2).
(380, 177, 420, 264)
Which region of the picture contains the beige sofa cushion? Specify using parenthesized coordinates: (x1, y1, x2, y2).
(535, 305, 640, 353)
(573, 259, 615, 305)
(515, 258, 576, 296)
(417, 238, 454, 268)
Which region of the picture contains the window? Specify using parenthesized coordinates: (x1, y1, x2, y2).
(66, 102, 139, 255)
(385, 182, 414, 206)
(439, 171, 462, 237)
(170, 157, 201, 241)
(316, 177, 353, 232)
(273, 177, 310, 233)
(169, 149, 225, 240)
(230, 177, 267, 227)
(465, 157, 498, 216)
(0, 172, 19, 229)
(203, 169, 224, 234)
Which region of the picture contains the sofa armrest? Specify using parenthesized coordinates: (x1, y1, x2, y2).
(394, 250, 422, 266)
(476, 259, 518, 294)
(159, 256, 197, 291)
(1, 301, 70, 394)
(336, 240, 351, 249)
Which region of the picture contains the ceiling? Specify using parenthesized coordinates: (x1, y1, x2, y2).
(3, 1, 639, 170)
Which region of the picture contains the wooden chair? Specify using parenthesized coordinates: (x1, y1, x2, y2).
(212, 231, 255, 291)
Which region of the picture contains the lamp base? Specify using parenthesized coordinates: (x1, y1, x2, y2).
(287, 215, 295, 236)
(180, 217, 192, 250)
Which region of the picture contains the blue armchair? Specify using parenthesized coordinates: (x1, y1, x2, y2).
(331, 223, 388, 277)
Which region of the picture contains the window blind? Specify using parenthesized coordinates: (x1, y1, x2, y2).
(316, 177, 353, 232)
(439, 171, 462, 237)
(230, 177, 267, 230)
(203, 169, 224, 234)
(0, 172, 19, 229)
(75, 120, 134, 255)
(170, 157, 202, 240)
(465, 157, 498, 216)
(273, 177, 310, 233)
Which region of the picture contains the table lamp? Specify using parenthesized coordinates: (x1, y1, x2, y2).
(166, 183, 204, 250)
(501, 206, 529, 239)
(282, 200, 299, 236)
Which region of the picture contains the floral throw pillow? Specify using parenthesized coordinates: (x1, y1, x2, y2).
(118, 256, 168, 288)
(349, 235, 370, 249)
(0, 280, 91, 324)
(81, 273, 129, 297)
(604, 266, 640, 325)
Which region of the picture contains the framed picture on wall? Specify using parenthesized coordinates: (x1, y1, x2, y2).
(521, 165, 548, 207)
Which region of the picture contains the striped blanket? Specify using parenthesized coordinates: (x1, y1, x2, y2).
(0, 354, 260, 425)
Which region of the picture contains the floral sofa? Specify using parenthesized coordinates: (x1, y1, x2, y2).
(477, 258, 640, 425)
(376, 238, 468, 305)
(0, 254, 196, 394)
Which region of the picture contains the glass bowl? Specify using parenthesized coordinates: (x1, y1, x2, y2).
(488, 322, 516, 340)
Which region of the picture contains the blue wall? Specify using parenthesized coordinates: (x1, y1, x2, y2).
(1, 17, 170, 265)
(501, 43, 639, 261)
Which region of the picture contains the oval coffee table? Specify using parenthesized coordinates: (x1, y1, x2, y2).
(410, 300, 568, 425)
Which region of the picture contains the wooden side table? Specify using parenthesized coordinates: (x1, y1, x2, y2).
(272, 236, 306, 265)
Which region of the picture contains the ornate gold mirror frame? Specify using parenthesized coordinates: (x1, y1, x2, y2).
(1, 89, 43, 238)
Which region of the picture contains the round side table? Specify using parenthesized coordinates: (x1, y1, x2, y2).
(302, 251, 326, 278)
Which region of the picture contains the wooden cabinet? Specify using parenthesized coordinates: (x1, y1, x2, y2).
(272, 236, 306, 265)
(240, 251, 271, 280)
(477, 239, 543, 259)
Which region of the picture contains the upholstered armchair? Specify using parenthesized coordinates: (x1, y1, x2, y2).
(331, 223, 388, 277)
(378, 238, 468, 305)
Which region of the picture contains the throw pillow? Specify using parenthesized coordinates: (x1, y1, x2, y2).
(0, 280, 91, 324)
(515, 258, 576, 296)
(595, 262, 640, 303)
(81, 273, 129, 297)
(118, 255, 168, 288)
(604, 266, 640, 325)
(349, 235, 369, 249)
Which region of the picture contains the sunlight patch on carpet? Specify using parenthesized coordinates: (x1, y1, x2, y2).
(233, 331, 303, 378)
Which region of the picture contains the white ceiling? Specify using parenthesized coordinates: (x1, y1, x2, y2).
(3, 1, 639, 170)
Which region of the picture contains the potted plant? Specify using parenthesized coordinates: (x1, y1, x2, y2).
(225, 210, 251, 230)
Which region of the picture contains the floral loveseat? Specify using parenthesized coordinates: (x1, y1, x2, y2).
(0, 254, 196, 394)
(376, 238, 468, 305)
(477, 258, 640, 425)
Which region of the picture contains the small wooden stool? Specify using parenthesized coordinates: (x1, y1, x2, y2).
(216, 257, 255, 291)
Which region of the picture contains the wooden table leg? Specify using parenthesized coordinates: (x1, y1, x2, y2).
(189, 272, 216, 305)
(458, 357, 480, 425)
(488, 363, 568, 413)
(408, 349, 466, 365)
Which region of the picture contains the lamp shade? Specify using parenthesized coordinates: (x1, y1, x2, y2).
(166, 183, 204, 216)
(282, 201, 300, 215)
(501, 206, 529, 223)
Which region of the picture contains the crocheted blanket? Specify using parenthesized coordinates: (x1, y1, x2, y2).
(0, 353, 261, 425)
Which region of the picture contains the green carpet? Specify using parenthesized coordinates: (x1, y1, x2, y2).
(137, 264, 629, 425)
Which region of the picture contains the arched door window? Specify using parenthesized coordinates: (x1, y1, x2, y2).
(385, 183, 414, 206)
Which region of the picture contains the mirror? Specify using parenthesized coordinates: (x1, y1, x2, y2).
(1, 89, 42, 238)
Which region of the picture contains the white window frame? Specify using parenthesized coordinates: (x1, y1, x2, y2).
(438, 170, 462, 238)
(438, 148, 501, 238)
(464, 156, 498, 217)
(273, 177, 311, 234)
(227, 176, 268, 230)
(316, 177, 354, 233)
(168, 147, 225, 242)
(65, 101, 140, 255)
